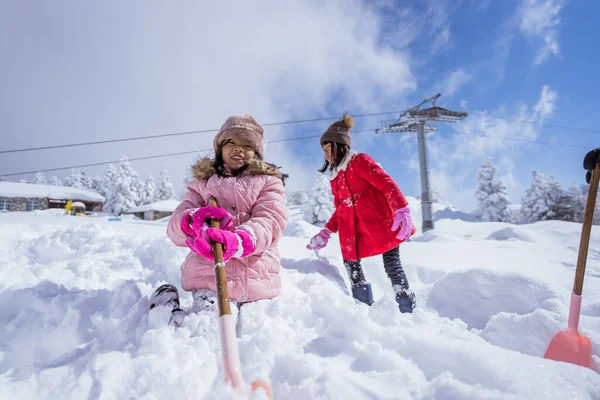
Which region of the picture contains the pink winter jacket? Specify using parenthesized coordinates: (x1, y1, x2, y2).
(167, 158, 289, 303)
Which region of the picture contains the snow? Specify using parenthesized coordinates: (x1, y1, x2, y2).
(0, 181, 105, 202)
(125, 200, 182, 213)
(1, 206, 600, 399)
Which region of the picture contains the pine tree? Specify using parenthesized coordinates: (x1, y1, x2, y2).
(305, 173, 334, 225)
(63, 169, 84, 188)
(91, 175, 106, 197)
(521, 172, 565, 222)
(140, 174, 157, 205)
(102, 158, 143, 214)
(475, 157, 510, 222)
(154, 165, 177, 201)
(80, 170, 93, 189)
(181, 165, 195, 198)
(286, 190, 309, 206)
(32, 172, 47, 185)
(49, 176, 63, 186)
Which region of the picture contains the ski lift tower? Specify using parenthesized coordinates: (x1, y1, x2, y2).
(375, 93, 468, 232)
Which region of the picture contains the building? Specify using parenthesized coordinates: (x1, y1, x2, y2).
(123, 199, 181, 220)
(0, 181, 105, 212)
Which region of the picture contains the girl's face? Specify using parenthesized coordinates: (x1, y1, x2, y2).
(221, 140, 256, 169)
(322, 143, 332, 163)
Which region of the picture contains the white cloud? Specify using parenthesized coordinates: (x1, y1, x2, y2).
(533, 85, 558, 120)
(439, 69, 472, 96)
(374, 0, 456, 57)
(0, 1, 418, 194)
(519, 0, 564, 65)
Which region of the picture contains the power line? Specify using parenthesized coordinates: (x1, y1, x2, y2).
(0, 134, 329, 177)
(1, 109, 597, 156)
(0, 111, 403, 155)
(0, 128, 590, 178)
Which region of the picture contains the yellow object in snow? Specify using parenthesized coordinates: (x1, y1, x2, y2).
(66, 201, 87, 216)
(65, 200, 72, 215)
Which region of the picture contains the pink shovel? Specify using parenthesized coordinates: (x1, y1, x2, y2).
(544, 148, 600, 367)
(208, 198, 273, 399)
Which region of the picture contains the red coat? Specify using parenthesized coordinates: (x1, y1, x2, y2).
(324, 151, 416, 261)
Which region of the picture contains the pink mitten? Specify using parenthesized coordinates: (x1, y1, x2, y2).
(186, 227, 256, 262)
(391, 207, 413, 241)
(181, 206, 234, 237)
(306, 229, 331, 250)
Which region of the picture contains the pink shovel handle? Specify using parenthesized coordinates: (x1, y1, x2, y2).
(568, 293, 582, 333)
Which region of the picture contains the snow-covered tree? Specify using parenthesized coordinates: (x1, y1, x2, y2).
(564, 184, 586, 223)
(140, 174, 157, 205)
(33, 172, 47, 185)
(521, 172, 564, 222)
(154, 165, 177, 201)
(91, 175, 106, 197)
(80, 170, 93, 189)
(49, 176, 62, 186)
(63, 169, 84, 188)
(475, 157, 510, 222)
(181, 165, 195, 199)
(103, 158, 144, 214)
(286, 189, 309, 206)
(305, 173, 334, 225)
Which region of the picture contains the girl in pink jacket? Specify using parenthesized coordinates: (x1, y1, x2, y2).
(153, 115, 289, 324)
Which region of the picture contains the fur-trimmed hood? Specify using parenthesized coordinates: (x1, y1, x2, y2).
(191, 157, 284, 181)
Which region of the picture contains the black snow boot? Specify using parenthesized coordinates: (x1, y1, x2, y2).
(149, 284, 186, 327)
(395, 288, 416, 314)
(352, 282, 374, 306)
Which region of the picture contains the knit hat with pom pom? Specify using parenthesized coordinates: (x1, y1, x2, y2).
(320, 113, 354, 147)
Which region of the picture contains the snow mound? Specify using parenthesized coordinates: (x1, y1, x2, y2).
(427, 269, 562, 329)
(283, 219, 321, 238)
(486, 227, 536, 242)
(480, 308, 564, 357)
(410, 230, 463, 243)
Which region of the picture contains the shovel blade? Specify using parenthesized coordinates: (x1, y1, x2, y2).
(544, 329, 592, 367)
(250, 380, 273, 399)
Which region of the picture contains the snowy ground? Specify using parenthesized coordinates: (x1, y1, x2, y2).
(1, 202, 600, 399)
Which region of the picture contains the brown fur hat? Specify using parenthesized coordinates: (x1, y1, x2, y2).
(213, 115, 265, 159)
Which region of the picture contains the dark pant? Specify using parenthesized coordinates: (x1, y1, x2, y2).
(343, 246, 410, 291)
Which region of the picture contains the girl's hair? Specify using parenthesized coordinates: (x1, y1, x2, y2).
(214, 141, 289, 185)
(319, 141, 349, 173)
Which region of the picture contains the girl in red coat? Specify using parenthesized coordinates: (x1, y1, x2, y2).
(306, 113, 417, 313)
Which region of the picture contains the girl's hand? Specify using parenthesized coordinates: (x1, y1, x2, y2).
(186, 227, 256, 262)
(181, 206, 234, 237)
(391, 207, 413, 241)
(307, 229, 331, 250)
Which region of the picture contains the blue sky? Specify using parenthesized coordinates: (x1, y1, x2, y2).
(0, 0, 597, 212)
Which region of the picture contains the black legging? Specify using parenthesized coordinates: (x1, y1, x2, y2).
(343, 246, 409, 290)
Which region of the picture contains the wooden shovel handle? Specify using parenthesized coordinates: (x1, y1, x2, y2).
(574, 162, 600, 295)
(208, 197, 231, 317)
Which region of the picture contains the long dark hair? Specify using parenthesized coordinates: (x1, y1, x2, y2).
(214, 142, 289, 185)
(319, 141, 349, 173)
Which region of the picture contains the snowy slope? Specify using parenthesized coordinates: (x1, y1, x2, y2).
(1, 210, 599, 399)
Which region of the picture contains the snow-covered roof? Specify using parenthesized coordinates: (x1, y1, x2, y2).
(0, 181, 105, 202)
(124, 199, 181, 213)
